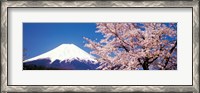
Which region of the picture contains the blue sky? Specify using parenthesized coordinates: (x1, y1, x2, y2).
(23, 23, 176, 60)
(23, 23, 103, 60)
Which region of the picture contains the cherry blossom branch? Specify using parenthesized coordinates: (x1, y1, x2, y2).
(163, 41, 177, 69)
(104, 24, 132, 52)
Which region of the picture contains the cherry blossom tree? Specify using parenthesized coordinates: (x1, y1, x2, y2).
(84, 23, 177, 70)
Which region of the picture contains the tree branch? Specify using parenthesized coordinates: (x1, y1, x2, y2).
(163, 41, 177, 69)
(148, 56, 158, 64)
(105, 24, 132, 52)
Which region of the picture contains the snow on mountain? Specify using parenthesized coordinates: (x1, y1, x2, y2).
(24, 44, 97, 64)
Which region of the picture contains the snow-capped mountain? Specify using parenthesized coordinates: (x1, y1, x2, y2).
(23, 44, 99, 70)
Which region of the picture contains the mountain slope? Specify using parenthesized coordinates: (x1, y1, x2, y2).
(23, 44, 99, 70)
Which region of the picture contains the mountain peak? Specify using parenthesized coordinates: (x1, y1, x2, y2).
(60, 43, 75, 47)
(24, 44, 97, 64)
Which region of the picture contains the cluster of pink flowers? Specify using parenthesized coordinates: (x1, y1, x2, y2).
(84, 23, 177, 70)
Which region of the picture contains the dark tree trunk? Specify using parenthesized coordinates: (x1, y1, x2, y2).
(142, 62, 149, 70)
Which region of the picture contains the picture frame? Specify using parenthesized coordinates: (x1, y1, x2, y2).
(1, 0, 199, 93)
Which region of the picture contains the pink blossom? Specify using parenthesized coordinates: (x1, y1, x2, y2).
(84, 23, 177, 70)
